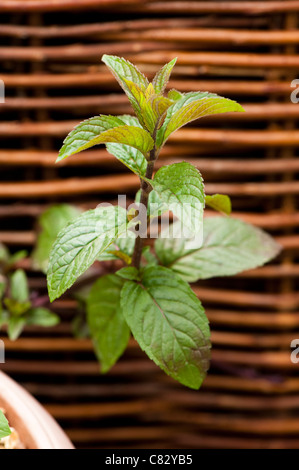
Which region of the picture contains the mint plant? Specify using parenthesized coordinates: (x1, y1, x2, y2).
(0, 243, 59, 340)
(46, 55, 281, 389)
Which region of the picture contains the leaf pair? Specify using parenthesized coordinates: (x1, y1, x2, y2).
(155, 217, 281, 282)
(1, 269, 59, 340)
(87, 265, 211, 389)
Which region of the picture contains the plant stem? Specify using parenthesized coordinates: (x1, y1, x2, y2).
(131, 147, 156, 269)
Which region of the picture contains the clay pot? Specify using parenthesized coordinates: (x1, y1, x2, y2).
(0, 371, 73, 449)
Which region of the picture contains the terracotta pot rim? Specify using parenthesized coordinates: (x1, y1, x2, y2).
(0, 370, 74, 449)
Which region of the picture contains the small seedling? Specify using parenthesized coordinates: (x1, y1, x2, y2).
(46, 55, 281, 389)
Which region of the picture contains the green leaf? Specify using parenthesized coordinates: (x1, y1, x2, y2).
(27, 308, 60, 327)
(135, 189, 168, 219)
(58, 114, 154, 162)
(205, 194, 232, 216)
(155, 218, 282, 282)
(0, 243, 9, 263)
(97, 229, 136, 262)
(10, 269, 29, 303)
(102, 54, 149, 111)
(157, 92, 244, 147)
(152, 58, 177, 94)
(57, 115, 124, 161)
(32, 204, 81, 273)
(142, 246, 158, 267)
(121, 80, 173, 133)
(146, 162, 205, 233)
(0, 410, 11, 439)
(105, 115, 147, 176)
(116, 266, 140, 281)
(47, 206, 128, 302)
(8, 316, 26, 340)
(87, 274, 130, 373)
(121, 265, 210, 389)
(4, 298, 31, 316)
(167, 89, 184, 101)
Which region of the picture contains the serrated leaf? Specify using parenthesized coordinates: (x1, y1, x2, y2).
(27, 308, 60, 327)
(167, 89, 184, 101)
(0, 244, 9, 263)
(146, 162, 205, 234)
(135, 189, 168, 219)
(58, 116, 154, 162)
(121, 265, 210, 389)
(0, 410, 11, 439)
(8, 316, 26, 340)
(97, 229, 136, 262)
(87, 274, 130, 373)
(205, 194, 232, 215)
(105, 115, 147, 176)
(57, 115, 124, 161)
(32, 204, 81, 273)
(155, 218, 282, 282)
(10, 269, 29, 303)
(152, 58, 177, 94)
(121, 79, 173, 133)
(116, 266, 140, 281)
(4, 298, 31, 316)
(102, 54, 149, 112)
(157, 92, 244, 147)
(47, 206, 128, 302)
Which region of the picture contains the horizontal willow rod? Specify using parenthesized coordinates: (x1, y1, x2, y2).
(2, 121, 299, 147)
(1, 175, 299, 198)
(107, 27, 299, 45)
(194, 286, 299, 310)
(208, 309, 299, 330)
(3, 100, 299, 121)
(1, 0, 299, 13)
(0, 18, 235, 38)
(128, 50, 299, 69)
(2, 150, 299, 177)
(0, 41, 178, 61)
(1, 73, 292, 96)
(0, 0, 138, 12)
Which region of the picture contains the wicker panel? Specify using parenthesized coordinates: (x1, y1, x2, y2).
(0, 0, 299, 449)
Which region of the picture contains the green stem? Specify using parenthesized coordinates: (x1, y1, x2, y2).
(131, 146, 156, 269)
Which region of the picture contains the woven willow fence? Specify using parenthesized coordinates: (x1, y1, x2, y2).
(1, 0, 299, 448)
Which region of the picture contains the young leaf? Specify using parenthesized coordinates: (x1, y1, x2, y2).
(57, 115, 124, 161)
(155, 218, 282, 282)
(105, 115, 147, 176)
(157, 92, 244, 147)
(58, 117, 154, 162)
(205, 194, 232, 215)
(167, 89, 184, 101)
(102, 54, 149, 110)
(32, 204, 81, 273)
(10, 269, 29, 303)
(8, 316, 26, 341)
(121, 265, 210, 389)
(0, 410, 11, 439)
(97, 229, 136, 262)
(47, 206, 128, 302)
(87, 274, 130, 373)
(121, 79, 173, 133)
(116, 266, 140, 281)
(152, 58, 177, 94)
(26, 308, 60, 327)
(135, 189, 168, 219)
(146, 161, 205, 234)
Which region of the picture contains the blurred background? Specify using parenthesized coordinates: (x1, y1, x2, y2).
(1, 0, 299, 449)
